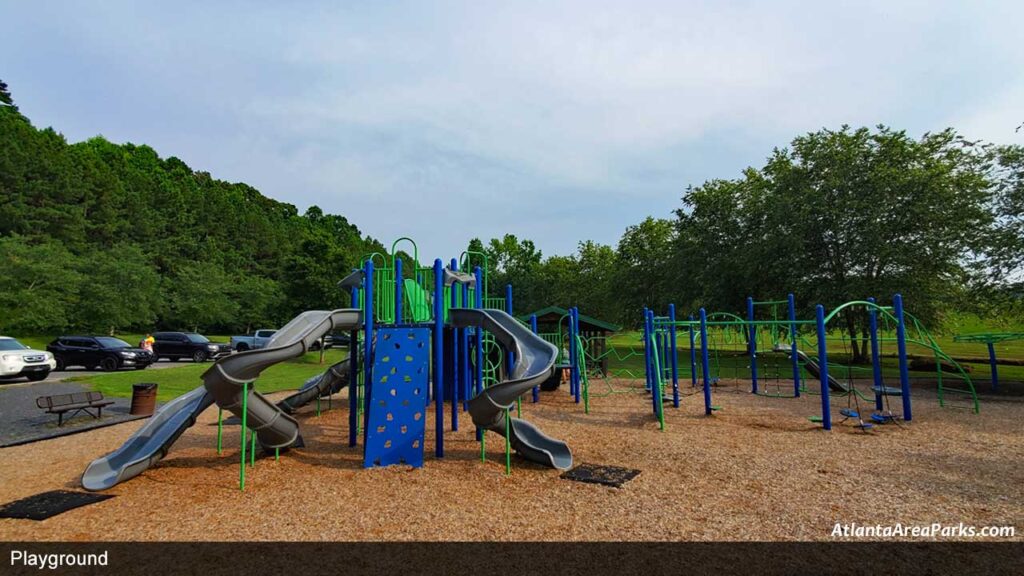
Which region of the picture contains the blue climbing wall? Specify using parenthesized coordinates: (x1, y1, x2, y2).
(364, 327, 430, 468)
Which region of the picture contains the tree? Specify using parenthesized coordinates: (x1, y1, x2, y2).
(231, 274, 286, 333)
(75, 244, 161, 333)
(0, 236, 82, 333)
(0, 78, 17, 110)
(617, 217, 677, 325)
(163, 262, 240, 332)
(674, 126, 996, 361)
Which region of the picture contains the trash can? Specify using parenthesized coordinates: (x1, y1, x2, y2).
(130, 383, 158, 416)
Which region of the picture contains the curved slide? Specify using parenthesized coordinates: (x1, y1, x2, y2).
(775, 344, 848, 393)
(81, 386, 214, 491)
(277, 357, 352, 414)
(82, 308, 361, 491)
(449, 308, 573, 470)
(201, 309, 361, 449)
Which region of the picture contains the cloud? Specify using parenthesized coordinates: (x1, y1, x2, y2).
(2, 0, 1022, 258)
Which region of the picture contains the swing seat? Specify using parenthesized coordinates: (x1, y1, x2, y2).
(709, 377, 720, 385)
(839, 408, 859, 418)
(710, 405, 722, 411)
(855, 422, 874, 430)
(872, 386, 903, 396)
(808, 416, 823, 423)
(871, 413, 899, 423)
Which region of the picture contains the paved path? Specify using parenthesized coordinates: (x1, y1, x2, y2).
(0, 360, 196, 446)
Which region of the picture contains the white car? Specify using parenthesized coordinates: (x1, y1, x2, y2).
(0, 336, 57, 382)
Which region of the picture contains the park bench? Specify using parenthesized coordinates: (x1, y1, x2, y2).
(36, 392, 115, 427)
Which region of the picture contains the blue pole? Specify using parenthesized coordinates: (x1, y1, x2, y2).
(688, 314, 697, 388)
(530, 314, 539, 403)
(816, 304, 831, 430)
(572, 308, 581, 404)
(461, 281, 470, 411)
(505, 284, 514, 376)
(362, 260, 375, 445)
(669, 304, 679, 406)
(747, 296, 758, 394)
(868, 297, 883, 411)
(349, 285, 360, 447)
(643, 305, 651, 389)
(893, 293, 912, 421)
(568, 308, 577, 398)
(788, 293, 800, 397)
(987, 342, 999, 392)
(699, 308, 712, 415)
(642, 307, 651, 392)
(394, 258, 403, 323)
(432, 259, 444, 457)
(450, 258, 459, 431)
(474, 266, 483, 442)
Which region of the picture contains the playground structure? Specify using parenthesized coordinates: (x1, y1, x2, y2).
(953, 331, 1024, 392)
(523, 306, 647, 415)
(81, 238, 573, 492)
(643, 294, 980, 431)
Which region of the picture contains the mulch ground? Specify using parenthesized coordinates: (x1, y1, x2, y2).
(0, 380, 1020, 541)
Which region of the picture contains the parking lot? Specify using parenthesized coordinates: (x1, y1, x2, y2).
(0, 358, 186, 387)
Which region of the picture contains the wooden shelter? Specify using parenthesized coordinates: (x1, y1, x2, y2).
(521, 306, 621, 373)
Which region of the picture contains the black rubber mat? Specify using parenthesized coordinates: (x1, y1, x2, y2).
(0, 490, 114, 520)
(561, 463, 640, 488)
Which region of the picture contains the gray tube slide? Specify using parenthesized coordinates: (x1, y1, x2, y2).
(449, 308, 573, 470)
(277, 357, 352, 414)
(774, 344, 848, 392)
(82, 308, 361, 491)
(82, 386, 214, 491)
(201, 309, 361, 449)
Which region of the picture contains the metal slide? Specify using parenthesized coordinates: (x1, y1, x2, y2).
(82, 308, 361, 491)
(277, 357, 352, 414)
(779, 345, 849, 393)
(81, 386, 214, 491)
(449, 308, 573, 470)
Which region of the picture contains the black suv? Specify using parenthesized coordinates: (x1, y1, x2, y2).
(47, 336, 155, 371)
(152, 332, 232, 363)
(311, 332, 352, 351)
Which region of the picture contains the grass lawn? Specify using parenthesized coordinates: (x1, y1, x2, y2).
(597, 334, 1024, 388)
(607, 329, 1024, 364)
(68, 349, 348, 402)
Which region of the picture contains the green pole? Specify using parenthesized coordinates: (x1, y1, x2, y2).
(216, 408, 223, 455)
(316, 396, 321, 417)
(240, 382, 248, 491)
(250, 427, 257, 468)
(275, 447, 279, 462)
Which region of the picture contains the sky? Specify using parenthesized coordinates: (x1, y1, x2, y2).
(2, 1, 1022, 258)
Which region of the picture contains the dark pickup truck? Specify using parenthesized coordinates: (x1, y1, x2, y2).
(152, 332, 232, 363)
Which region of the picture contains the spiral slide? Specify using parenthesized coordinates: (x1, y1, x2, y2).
(82, 308, 361, 491)
(449, 308, 573, 470)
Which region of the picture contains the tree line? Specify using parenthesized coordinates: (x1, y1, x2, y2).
(468, 127, 1023, 353)
(3, 79, 1021, 342)
(0, 80, 383, 335)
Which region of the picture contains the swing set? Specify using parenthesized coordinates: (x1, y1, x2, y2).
(645, 293, 979, 432)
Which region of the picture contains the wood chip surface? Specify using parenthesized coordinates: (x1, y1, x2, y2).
(0, 380, 1020, 541)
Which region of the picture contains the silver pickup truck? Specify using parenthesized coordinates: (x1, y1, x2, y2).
(230, 329, 277, 352)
